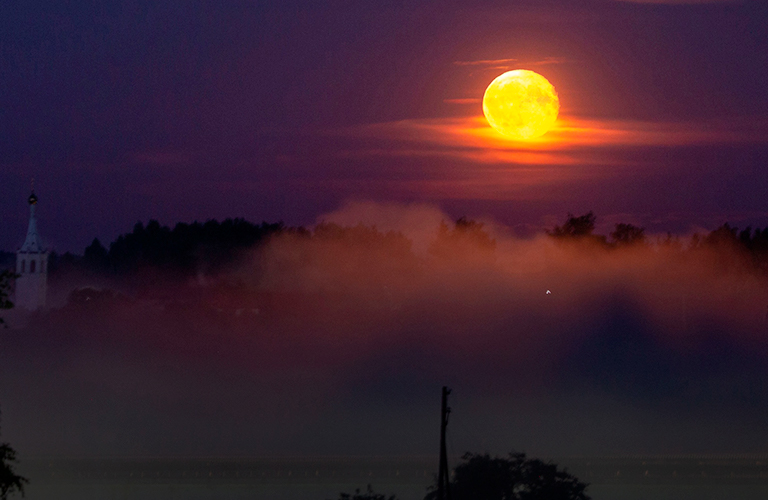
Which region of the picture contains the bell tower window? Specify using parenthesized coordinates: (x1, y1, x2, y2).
(30, 260, 36, 273)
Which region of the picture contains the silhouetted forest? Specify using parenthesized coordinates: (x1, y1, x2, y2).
(48, 218, 292, 279)
(550, 212, 768, 272)
(40, 213, 768, 282)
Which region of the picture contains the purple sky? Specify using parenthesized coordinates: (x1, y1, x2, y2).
(2, 0, 768, 252)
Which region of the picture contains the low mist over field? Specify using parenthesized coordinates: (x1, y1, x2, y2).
(2, 202, 768, 459)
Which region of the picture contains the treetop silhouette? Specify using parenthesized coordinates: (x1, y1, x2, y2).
(35, 213, 768, 282)
(429, 217, 496, 261)
(425, 452, 590, 500)
(548, 212, 598, 239)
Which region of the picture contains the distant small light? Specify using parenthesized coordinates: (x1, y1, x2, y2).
(546, 290, 551, 295)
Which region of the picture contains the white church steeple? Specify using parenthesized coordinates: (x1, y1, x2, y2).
(15, 185, 48, 310)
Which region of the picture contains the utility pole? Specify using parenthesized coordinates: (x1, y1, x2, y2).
(437, 386, 451, 500)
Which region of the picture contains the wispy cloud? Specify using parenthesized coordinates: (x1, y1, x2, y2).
(355, 115, 765, 157)
(529, 56, 575, 66)
(453, 58, 518, 67)
(453, 56, 575, 70)
(323, 114, 767, 198)
(443, 98, 482, 105)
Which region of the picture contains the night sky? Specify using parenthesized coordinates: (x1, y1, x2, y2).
(2, 0, 768, 252)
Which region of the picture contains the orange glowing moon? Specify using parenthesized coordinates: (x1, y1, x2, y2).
(482, 70, 560, 140)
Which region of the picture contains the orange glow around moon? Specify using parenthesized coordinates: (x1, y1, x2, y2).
(482, 70, 560, 140)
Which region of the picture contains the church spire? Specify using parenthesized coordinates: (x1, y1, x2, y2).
(16, 182, 49, 311)
(20, 182, 44, 254)
(28, 178, 38, 206)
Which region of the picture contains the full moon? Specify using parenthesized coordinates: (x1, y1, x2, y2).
(482, 70, 560, 140)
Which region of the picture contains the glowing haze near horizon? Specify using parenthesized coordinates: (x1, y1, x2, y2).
(2, 202, 768, 458)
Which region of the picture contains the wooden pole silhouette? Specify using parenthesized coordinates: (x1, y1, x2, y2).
(437, 386, 451, 500)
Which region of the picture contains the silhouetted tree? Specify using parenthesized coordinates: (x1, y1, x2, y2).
(0, 278, 29, 499)
(0, 254, 13, 272)
(547, 212, 608, 247)
(548, 212, 597, 239)
(694, 223, 768, 273)
(746, 228, 768, 274)
(610, 223, 646, 247)
(0, 442, 27, 500)
(425, 452, 590, 500)
(0, 271, 13, 328)
(329, 484, 398, 500)
(83, 238, 109, 271)
(704, 223, 740, 248)
(46, 251, 82, 276)
(429, 217, 496, 260)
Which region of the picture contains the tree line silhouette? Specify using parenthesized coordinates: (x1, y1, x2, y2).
(549, 211, 768, 273)
(330, 452, 590, 500)
(36, 213, 768, 280)
(49, 218, 290, 278)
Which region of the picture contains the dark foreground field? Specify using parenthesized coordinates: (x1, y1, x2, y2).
(15, 455, 768, 500)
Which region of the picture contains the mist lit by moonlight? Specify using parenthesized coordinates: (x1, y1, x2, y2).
(482, 70, 560, 140)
